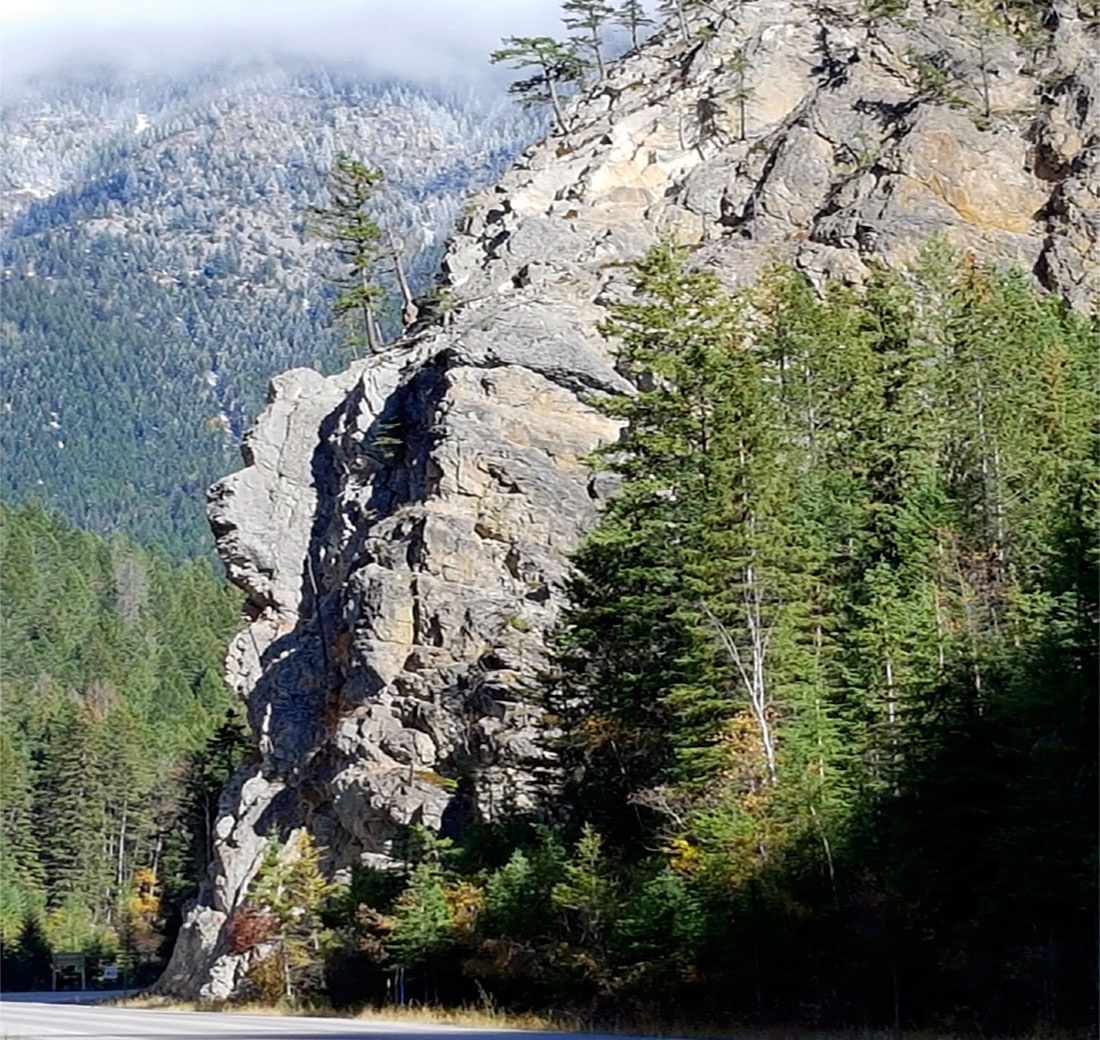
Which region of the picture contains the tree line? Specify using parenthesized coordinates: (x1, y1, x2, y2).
(0, 502, 250, 987)
(488, 0, 1083, 138)
(490, 0, 658, 135)
(229, 246, 1097, 1031)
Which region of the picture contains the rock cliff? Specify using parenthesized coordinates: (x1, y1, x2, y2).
(159, 0, 1097, 998)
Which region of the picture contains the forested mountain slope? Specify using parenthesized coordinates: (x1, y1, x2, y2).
(1, 57, 539, 556)
(159, 0, 1097, 1029)
(0, 501, 246, 982)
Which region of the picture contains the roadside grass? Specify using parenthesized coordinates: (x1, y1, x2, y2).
(110, 994, 562, 1030)
(103, 998, 1095, 1040)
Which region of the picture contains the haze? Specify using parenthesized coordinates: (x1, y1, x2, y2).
(0, 0, 566, 89)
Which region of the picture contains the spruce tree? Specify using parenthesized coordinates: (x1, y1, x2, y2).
(0, 730, 45, 917)
(38, 706, 112, 915)
(322, 246, 1097, 1028)
(557, 245, 744, 837)
(591, 244, 792, 791)
(250, 833, 334, 1006)
(0, 503, 241, 962)
(388, 861, 455, 971)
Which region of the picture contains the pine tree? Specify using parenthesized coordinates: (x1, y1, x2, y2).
(615, 0, 654, 49)
(308, 155, 386, 357)
(480, 836, 566, 943)
(490, 37, 588, 135)
(562, 0, 616, 79)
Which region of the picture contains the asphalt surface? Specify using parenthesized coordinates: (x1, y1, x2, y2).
(0, 997, 655, 1040)
(0, 993, 137, 1006)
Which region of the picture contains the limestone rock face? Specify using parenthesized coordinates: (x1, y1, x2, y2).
(160, 0, 1097, 998)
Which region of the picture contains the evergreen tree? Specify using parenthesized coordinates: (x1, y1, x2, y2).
(302, 247, 1096, 1030)
(568, 244, 787, 797)
(169, 712, 252, 902)
(546, 245, 1097, 1028)
(388, 861, 455, 972)
(0, 503, 241, 968)
(612, 868, 703, 993)
(308, 155, 387, 357)
(727, 47, 754, 140)
(480, 837, 566, 943)
(0, 730, 44, 921)
(37, 706, 112, 915)
(551, 826, 619, 953)
(562, 0, 616, 79)
(8, 916, 52, 990)
(490, 37, 588, 135)
(614, 0, 653, 49)
(249, 832, 334, 1006)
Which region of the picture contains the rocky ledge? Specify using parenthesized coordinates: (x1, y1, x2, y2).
(158, 0, 1097, 998)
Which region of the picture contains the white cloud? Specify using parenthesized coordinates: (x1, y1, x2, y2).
(0, 0, 567, 88)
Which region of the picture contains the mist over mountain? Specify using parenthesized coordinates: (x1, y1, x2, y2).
(1, 52, 542, 556)
(0, 0, 566, 91)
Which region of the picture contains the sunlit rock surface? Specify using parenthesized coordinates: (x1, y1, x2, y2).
(159, 0, 1097, 999)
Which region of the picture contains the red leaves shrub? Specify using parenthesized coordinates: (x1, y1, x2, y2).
(227, 905, 277, 953)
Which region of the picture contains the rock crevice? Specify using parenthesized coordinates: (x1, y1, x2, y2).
(160, 0, 1097, 998)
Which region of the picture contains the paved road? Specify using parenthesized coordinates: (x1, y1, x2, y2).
(0, 999, 652, 1040)
(0, 992, 137, 1006)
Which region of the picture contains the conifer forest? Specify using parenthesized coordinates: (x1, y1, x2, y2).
(219, 250, 1094, 1032)
(0, 0, 1096, 1034)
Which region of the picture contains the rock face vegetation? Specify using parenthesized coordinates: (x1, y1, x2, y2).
(154, 0, 1098, 1027)
(2, 0, 1096, 1030)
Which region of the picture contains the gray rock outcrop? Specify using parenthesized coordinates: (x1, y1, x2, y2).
(158, 0, 1097, 999)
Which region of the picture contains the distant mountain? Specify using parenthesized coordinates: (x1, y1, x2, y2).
(1, 55, 540, 557)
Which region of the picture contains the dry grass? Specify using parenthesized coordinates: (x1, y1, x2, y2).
(103, 997, 1093, 1040)
(109, 993, 562, 1030)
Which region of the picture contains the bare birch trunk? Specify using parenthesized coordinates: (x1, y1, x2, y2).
(546, 71, 567, 135)
(116, 800, 128, 889)
(704, 584, 776, 787)
(366, 307, 383, 354)
(387, 231, 417, 326)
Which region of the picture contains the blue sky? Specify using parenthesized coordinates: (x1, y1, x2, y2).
(0, 0, 567, 85)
